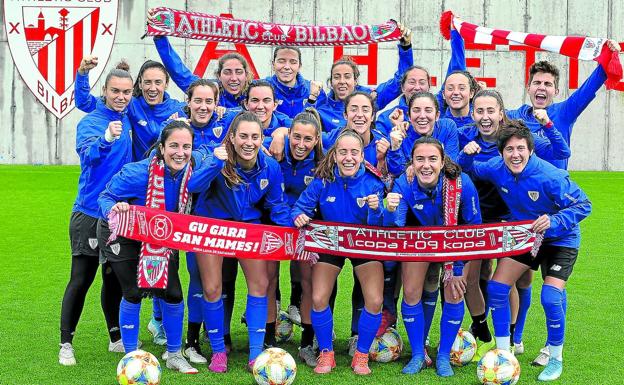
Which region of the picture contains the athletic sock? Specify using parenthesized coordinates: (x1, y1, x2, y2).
(401, 300, 425, 358)
(422, 289, 439, 345)
(356, 308, 382, 354)
(222, 279, 236, 335)
(470, 312, 492, 342)
(162, 301, 184, 353)
(351, 277, 364, 335)
(264, 322, 277, 347)
(290, 282, 302, 308)
(246, 294, 268, 361)
(311, 306, 333, 351)
(541, 285, 565, 353)
(514, 285, 532, 344)
(300, 322, 314, 348)
(383, 261, 398, 316)
(119, 299, 141, 352)
(186, 322, 201, 348)
(487, 280, 512, 351)
(202, 297, 226, 353)
(510, 323, 516, 345)
(549, 344, 564, 361)
(439, 301, 464, 359)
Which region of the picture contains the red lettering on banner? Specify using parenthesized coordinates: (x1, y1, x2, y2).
(333, 43, 378, 84)
(192, 14, 260, 79)
(9, 22, 20, 34)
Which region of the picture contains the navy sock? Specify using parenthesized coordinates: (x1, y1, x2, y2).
(401, 300, 425, 358)
(311, 306, 333, 351)
(119, 299, 141, 352)
(202, 297, 225, 353)
(246, 294, 268, 361)
(152, 297, 162, 321)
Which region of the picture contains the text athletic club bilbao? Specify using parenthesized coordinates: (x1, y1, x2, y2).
(173, 222, 258, 252)
(176, 15, 371, 43)
(352, 228, 487, 250)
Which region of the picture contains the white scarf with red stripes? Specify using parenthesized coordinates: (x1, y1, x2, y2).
(440, 10, 622, 89)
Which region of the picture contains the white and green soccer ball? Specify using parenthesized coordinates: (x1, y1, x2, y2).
(116, 349, 161, 385)
(477, 348, 521, 385)
(253, 347, 297, 385)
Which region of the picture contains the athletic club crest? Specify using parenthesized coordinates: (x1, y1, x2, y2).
(528, 191, 540, 201)
(4, 0, 118, 119)
(212, 126, 223, 138)
(356, 197, 366, 208)
(260, 231, 284, 254)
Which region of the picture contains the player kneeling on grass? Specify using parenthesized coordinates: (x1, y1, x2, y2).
(462, 120, 592, 382)
(384, 136, 481, 377)
(98, 121, 206, 374)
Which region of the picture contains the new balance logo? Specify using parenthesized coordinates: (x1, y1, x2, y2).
(326, 196, 336, 202)
(550, 264, 562, 272)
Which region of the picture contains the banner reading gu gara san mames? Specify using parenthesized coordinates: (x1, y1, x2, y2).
(3, 0, 118, 119)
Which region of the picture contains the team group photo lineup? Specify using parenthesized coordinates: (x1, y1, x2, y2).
(1, 1, 623, 384)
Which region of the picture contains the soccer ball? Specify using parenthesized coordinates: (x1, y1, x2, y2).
(275, 310, 294, 343)
(116, 350, 161, 385)
(450, 328, 477, 366)
(477, 349, 521, 385)
(369, 327, 403, 362)
(252, 347, 297, 385)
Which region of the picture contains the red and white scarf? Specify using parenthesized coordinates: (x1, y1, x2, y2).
(110, 156, 193, 289)
(442, 176, 462, 283)
(440, 10, 623, 89)
(146, 7, 402, 46)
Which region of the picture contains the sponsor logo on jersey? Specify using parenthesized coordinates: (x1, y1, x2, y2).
(260, 178, 269, 190)
(88, 237, 98, 250)
(528, 191, 539, 201)
(4, 0, 118, 118)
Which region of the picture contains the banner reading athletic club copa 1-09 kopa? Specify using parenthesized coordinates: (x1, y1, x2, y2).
(3, 0, 118, 119)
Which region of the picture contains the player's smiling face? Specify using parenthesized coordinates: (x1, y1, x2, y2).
(334, 135, 363, 177)
(140, 68, 167, 106)
(103, 76, 133, 112)
(344, 94, 373, 136)
(188, 85, 216, 127)
(273, 48, 301, 86)
(528, 72, 558, 109)
(231, 120, 263, 167)
(331, 64, 356, 101)
(244, 86, 277, 127)
(289, 122, 318, 161)
(444, 73, 473, 112)
(472, 96, 503, 140)
(502, 136, 533, 174)
(160, 128, 193, 174)
(409, 96, 439, 136)
(219, 58, 248, 96)
(412, 143, 443, 189)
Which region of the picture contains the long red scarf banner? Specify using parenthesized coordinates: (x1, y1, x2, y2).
(146, 7, 402, 46)
(439, 10, 623, 89)
(109, 205, 539, 263)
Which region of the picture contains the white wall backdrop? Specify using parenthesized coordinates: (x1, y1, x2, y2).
(1, 0, 623, 170)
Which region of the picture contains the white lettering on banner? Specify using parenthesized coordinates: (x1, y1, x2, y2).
(187, 222, 247, 238)
(203, 237, 256, 252)
(172, 232, 203, 246)
(355, 228, 432, 240)
(443, 229, 486, 239)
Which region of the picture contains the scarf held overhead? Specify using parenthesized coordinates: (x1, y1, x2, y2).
(440, 10, 623, 89)
(108, 205, 539, 263)
(146, 7, 402, 46)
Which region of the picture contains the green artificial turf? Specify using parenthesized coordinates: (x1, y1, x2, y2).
(0, 166, 622, 384)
